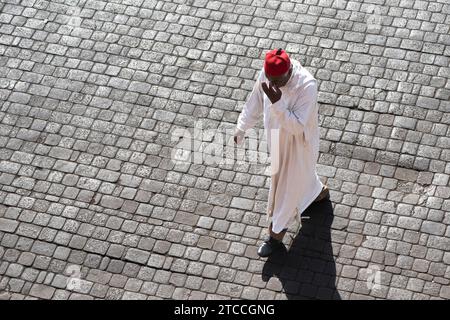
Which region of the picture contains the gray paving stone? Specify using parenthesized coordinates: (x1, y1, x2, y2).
(109, 274, 128, 288)
(30, 241, 56, 257)
(230, 197, 254, 210)
(421, 221, 446, 236)
(84, 239, 109, 255)
(0, 218, 19, 233)
(90, 283, 108, 298)
(440, 286, 450, 299)
(397, 217, 422, 231)
(29, 284, 55, 300)
(100, 196, 123, 210)
(124, 248, 150, 265)
(5, 263, 24, 277)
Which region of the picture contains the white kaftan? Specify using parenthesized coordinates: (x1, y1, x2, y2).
(236, 60, 323, 233)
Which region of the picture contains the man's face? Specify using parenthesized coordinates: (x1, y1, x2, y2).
(266, 65, 292, 88)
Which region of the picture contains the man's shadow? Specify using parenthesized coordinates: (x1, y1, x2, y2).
(262, 199, 341, 300)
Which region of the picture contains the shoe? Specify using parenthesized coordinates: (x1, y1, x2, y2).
(314, 185, 330, 202)
(257, 236, 283, 258)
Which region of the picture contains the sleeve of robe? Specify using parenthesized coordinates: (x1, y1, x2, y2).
(236, 72, 264, 133)
(270, 79, 318, 136)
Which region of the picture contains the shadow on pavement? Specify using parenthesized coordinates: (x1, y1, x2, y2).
(262, 199, 341, 300)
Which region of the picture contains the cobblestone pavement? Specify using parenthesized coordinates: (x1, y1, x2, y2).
(0, 0, 449, 300)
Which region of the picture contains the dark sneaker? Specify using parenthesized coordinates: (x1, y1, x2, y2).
(257, 236, 283, 258)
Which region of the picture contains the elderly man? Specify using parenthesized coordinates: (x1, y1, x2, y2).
(234, 48, 329, 257)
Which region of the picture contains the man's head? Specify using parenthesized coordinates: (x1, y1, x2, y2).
(264, 48, 292, 88)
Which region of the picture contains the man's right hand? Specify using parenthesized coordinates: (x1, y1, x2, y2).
(261, 82, 282, 104)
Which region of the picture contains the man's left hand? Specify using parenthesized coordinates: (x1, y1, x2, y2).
(261, 82, 282, 104)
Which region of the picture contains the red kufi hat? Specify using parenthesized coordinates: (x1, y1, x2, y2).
(264, 48, 291, 77)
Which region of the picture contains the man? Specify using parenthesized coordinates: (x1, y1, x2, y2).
(234, 48, 329, 257)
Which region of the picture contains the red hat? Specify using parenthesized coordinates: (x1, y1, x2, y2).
(264, 48, 291, 77)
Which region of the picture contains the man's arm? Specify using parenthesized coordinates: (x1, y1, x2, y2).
(234, 72, 264, 143)
(270, 80, 318, 136)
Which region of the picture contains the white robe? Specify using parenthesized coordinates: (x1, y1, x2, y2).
(236, 60, 323, 233)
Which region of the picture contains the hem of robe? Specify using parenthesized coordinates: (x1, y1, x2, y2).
(269, 178, 323, 233)
(298, 178, 324, 215)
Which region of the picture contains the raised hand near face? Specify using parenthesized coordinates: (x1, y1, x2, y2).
(261, 82, 282, 104)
